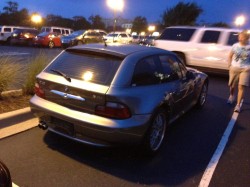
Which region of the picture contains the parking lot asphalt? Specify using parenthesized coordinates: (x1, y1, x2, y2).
(0, 107, 38, 139)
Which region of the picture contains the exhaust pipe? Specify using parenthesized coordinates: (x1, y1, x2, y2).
(38, 121, 48, 130)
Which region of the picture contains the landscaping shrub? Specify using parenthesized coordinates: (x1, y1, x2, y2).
(23, 51, 50, 95)
(0, 56, 22, 96)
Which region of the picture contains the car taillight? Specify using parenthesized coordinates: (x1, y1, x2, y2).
(95, 102, 131, 119)
(34, 82, 45, 98)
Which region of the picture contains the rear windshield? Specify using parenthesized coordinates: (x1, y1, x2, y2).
(158, 28, 196, 41)
(44, 51, 122, 85)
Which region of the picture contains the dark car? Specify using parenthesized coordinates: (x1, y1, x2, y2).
(61, 30, 85, 48)
(30, 43, 208, 155)
(10, 28, 39, 46)
(70, 29, 107, 46)
(139, 35, 158, 46)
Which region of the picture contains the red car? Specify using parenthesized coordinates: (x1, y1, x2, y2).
(33, 32, 61, 48)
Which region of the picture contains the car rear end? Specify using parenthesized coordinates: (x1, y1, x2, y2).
(11, 28, 38, 45)
(30, 45, 150, 146)
(33, 32, 48, 46)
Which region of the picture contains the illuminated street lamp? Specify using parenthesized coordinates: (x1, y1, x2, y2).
(31, 13, 42, 28)
(107, 0, 124, 32)
(234, 15, 246, 28)
(148, 25, 156, 34)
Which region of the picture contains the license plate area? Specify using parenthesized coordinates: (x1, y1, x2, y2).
(51, 117, 74, 136)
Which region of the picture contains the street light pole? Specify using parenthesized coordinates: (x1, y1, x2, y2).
(113, 10, 116, 32)
(107, 0, 124, 32)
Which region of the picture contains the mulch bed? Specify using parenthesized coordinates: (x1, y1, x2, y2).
(0, 95, 32, 114)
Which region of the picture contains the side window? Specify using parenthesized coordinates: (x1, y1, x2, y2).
(227, 32, 239, 46)
(159, 55, 183, 81)
(120, 33, 127, 38)
(62, 30, 65, 35)
(200, 31, 220, 43)
(132, 56, 160, 86)
(158, 28, 196, 41)
(53, 29, 61, 34)
(65, 30, 69, 35)
(4, 28, 11, 32)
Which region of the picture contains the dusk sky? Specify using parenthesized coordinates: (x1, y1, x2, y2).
(0, 0, 249, 28)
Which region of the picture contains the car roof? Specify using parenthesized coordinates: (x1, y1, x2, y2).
(67, 43, 170, 58)
(166, 26, 242, 32)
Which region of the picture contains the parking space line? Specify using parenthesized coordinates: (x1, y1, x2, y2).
(198, 101, 242, 187)
(0, 52, 30, 56)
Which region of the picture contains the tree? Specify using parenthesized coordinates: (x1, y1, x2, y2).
(72, 16, 91, 30)
(211, 22, 230, 28)
(3, 1, 18, 14)
(0, 1, 32, 26)
(132, 16, 148, 33)
(161, 2, 203, 27)
(88, 15, 105, 30)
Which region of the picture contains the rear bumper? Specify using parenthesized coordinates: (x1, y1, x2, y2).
(30, 95, 151, 147)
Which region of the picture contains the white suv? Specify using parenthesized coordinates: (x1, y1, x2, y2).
(155, 26, 243, 74)
(0, 25, 26, 44)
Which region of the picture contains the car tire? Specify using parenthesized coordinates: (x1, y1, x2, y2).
(196, 82, 208, 109)
(142, 108, 168, 156)
(48, 41, 55, 48)
(6, 37, 11, 45)
(28, 39, 33, 47)
(0, 160, 12, 187)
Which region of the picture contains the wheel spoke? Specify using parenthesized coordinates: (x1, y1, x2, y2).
(150, 113, 166, 151)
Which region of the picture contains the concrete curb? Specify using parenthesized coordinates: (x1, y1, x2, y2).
(0, 107, 38, 139)
(0, 89, 23, 99)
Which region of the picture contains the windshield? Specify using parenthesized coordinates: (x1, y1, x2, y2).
(107, 33, 118, 37)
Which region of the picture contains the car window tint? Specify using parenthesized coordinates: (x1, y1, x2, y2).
(159, 55, 182, 81)
(200, 31, 220, 43)
(132, 56, 160, 86)
(158, 28, 196, 41)
(53, 29, 61, 34)
(4, 28, 11, 32)
(44, 51, 122, 85)
(227, 32, 239, 46)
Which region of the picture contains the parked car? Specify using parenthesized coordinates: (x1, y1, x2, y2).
(0, 25, 28, 44)
(33, 32, 62, 48)
(139, 35, 158, 46)
(131, 35, 145, 44)
(10, 28, 39, 46)
(30, 43, 208, 155)
(61, 30, 85, 48)
(103, 32, 132, 44)
(155, 26, 244, 74)
(41, 26, 73, 35)
(70, 29, 107, 46)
